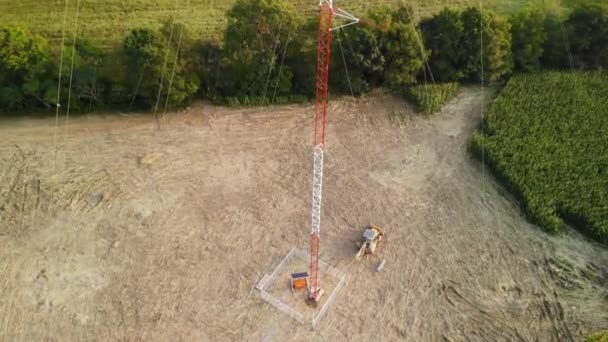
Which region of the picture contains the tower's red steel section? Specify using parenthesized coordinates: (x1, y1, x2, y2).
(313, 2, 333, 147)
(309, 0, 333, 302)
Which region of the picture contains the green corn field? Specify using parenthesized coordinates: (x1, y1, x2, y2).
(472, 71, 608, 243)
(406, 83, 459, 114)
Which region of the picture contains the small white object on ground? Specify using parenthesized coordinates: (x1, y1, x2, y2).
(255, 274, 270, 290)
(376, 259, 386, 272)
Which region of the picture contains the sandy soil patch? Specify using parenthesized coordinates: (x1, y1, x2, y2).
(1, 88, 606, 341)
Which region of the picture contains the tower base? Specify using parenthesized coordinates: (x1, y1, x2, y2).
(256, 248, 345, 328)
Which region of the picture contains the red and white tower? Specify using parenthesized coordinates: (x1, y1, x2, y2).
(308, 0, 358, 303)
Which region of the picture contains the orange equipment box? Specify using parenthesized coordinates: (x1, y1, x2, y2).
(293, 278, 307, 289)
(290, 272, 309, 293)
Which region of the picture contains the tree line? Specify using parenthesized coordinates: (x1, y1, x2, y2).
(1, 0, 607, 114)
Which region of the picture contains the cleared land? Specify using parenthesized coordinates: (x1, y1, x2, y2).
(1, 0, 543, 48)
(1, 89, 607, 340)
(473, 72, 608, 242)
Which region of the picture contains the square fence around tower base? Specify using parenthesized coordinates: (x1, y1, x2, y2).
(256, 248, 346, 328)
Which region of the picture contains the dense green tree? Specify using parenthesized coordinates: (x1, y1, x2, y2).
(122, 28, 164, 108)
(510, 9, 547, 72)
(7, 3, 608, 113)
(483, 13, 513, 82)
(195, 41, 222, 97)
(160, 21, 193, 51)
(0, 27, 52, 110)
(461, 7, 513, 83)
(285, 17, 317, 98)
(383, 24, 426, 89)
(121, 27, 198, 109)
(49, 38, 107, 110)
(326, 5, 395, 96)
(461, 8, 484, 80)
(221, 0, 300, 98)
(347, 26, 386, 87)
(97, 46, 131, 106)
(364, 5, 393, 31)
(330, 25, 385, 95)
(420, 8, 466, 82)
(391, 5, 415, 25)
(540, 12, 571, 69)
(566, 3, 608, 69)
(382, 6, 426, 89)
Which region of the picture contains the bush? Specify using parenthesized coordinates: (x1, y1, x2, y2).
(330, 25, 384, 96)
(50, 38, 108, 111)
(461, 7, 513, 83)
(567, 3, 608, 69)
(220, 0, 300, 98)
(420, 8, 466, 82)
(4, 2, 608, 114)
(510, 9, 547, 72)
(405, 82, 459, 114)
(120, 25, 199, 110)
(382, 6, 427, 89)
(0, 26, 52, 111)
(195, 41, 223, 98)
(540, 12, 571, 69)
(421, 7, 513, 84)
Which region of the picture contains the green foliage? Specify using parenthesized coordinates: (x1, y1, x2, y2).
(121, 28, 163, 108)
(456, 8, 482, 80)
(586, 330, 608, 342)
(420, 8, 466, 82)
(383, 6, 427, 89)
(332, 5, 424, 95)
(365, 5, 394, 29)
(220, 0, 299, 98)
(0, 26, 52, 110)
(391, 5, 416, 24)
(405, 82, 459, 114)
(483, 9, 514, 82)
(3, 1, 608, 113)
(510, 9, 547, 72)
(195, 41, 223, 97)
(461, 7, 513, 83)
(121, 26, 198, 109)
(51, 38, 107, 110)
(471, 72, 608, 243)
(330, 25, 385, 95)
(421, 7, 512, 83)
(566, 3, 608, 69)
(541, 12, 571, 69)
(286, 17, 317, 98)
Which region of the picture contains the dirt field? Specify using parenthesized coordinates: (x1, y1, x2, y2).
(1, 88, 607, 341)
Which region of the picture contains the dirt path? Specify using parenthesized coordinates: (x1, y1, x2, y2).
(0, 88, 606, 341)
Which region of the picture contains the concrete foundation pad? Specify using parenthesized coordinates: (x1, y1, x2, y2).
(257, 248, 345, 328)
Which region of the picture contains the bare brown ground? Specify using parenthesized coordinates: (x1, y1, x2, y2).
(1, 88, 607, 341)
